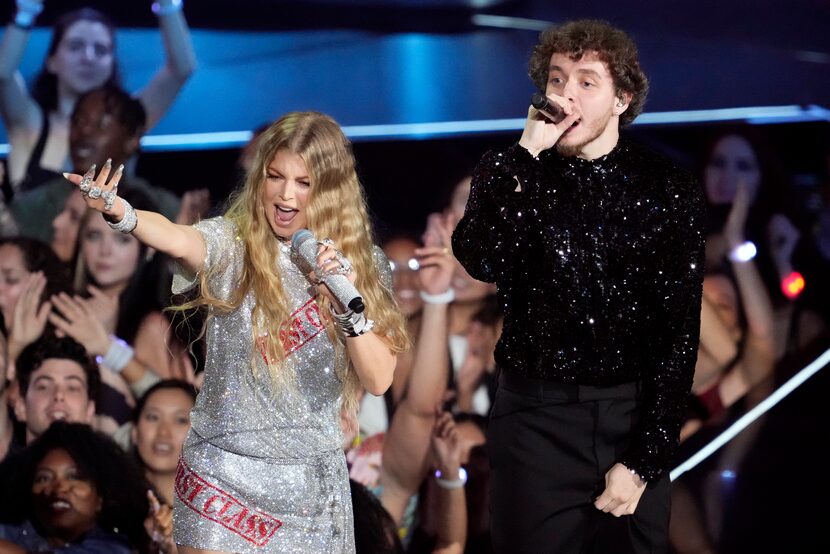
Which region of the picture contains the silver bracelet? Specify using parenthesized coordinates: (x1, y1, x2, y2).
(96, 337, 135, 373)
(104, 197, 138, 234)
(331, 308, 374, 337)
(152, 0, 183, 16)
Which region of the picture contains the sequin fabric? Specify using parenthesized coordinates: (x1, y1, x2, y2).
(170, 217, 386, 552)
(452, 140, 705, 481)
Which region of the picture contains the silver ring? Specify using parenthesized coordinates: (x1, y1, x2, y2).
(79, 176, 92, 195)
(319, 238, 335, 247)
(102, 190, 116, 211)
(334, 251, 352, 273)
(88, 186, 102, 200)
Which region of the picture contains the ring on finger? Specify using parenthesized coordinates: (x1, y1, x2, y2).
(79, 176, 92, 195)
(318, 238, 335, 248)
(88, 186, 103, 200)
(334, 251, 352, 273)
(102, 190, 116, 211)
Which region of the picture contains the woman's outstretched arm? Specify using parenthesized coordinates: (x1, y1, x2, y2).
(64, 163, 205, 273)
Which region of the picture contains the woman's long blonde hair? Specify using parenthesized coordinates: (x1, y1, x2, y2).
(183, 112, 409, 415)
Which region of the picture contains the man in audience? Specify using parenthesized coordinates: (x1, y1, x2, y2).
(10, 84, 180, 243)
(11, 336, 99, 447)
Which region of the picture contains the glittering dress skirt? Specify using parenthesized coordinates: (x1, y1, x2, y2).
(170, 217, 374, 553)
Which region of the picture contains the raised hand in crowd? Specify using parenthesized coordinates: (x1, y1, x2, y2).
(430, 409, 467, 554)
(145, 489, 177, 554)
(82, 284, 120, 335)
(431, 410, 463, 478)
(684, 179, 776, 442)
(380, 213, 455, 524)
(7, 272, 50, 366)
(417, 212, 456, 297)
(705, 178, 754, 264)
(722, 181, 776, 392)
(49, 292, 111, 358)
(723, 179, 753, 249)
(456, 321, 492, 414)
(346, 432, 384, 489)
(767, 213, 800, 280)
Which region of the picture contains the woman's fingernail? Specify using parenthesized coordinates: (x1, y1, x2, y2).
(62, 172, 71, 180)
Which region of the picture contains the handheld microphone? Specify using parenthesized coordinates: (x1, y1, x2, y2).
(531, 92, 566, 124)
(291, 229, 366, 313)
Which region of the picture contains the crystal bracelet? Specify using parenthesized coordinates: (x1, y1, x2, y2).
(331, 308, 374, 337)
(104, 198, 138, 234)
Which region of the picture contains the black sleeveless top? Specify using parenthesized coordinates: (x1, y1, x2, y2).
(3, 115, 66, 199)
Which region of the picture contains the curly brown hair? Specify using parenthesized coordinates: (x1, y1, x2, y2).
(528, 20, 649, 127)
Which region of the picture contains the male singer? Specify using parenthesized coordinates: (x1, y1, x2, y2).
(452, 20, 705, 553)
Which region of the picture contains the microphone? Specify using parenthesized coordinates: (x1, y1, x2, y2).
(531, 92, 566, 124)
(291, 229, 366, 313)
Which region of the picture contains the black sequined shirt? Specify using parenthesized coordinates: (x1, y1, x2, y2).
(452, 140, 705, 481)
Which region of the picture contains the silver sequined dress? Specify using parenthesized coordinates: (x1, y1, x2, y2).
(171, 217, 379, 553)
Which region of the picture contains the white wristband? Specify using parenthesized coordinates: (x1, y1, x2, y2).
(152, 0, 183, 16)
(97, 337, 135, 373)
(728, 240, 757, 263)
(14, 1, 42, 29)
(419, 288, 455, 304)
(434, 467, 467, 489)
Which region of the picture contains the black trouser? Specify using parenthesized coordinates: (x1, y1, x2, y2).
(488, 371, 671, 554)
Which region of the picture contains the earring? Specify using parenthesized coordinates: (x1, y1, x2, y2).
(616, 100, 625, 107)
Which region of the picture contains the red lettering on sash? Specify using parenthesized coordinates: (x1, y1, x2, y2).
(175, 459, 282, 547)
(259, 520, 272, 540)
(258, 297, 329, 363)
(203, 495, 222, 514)
(186, 483, 205, 503)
